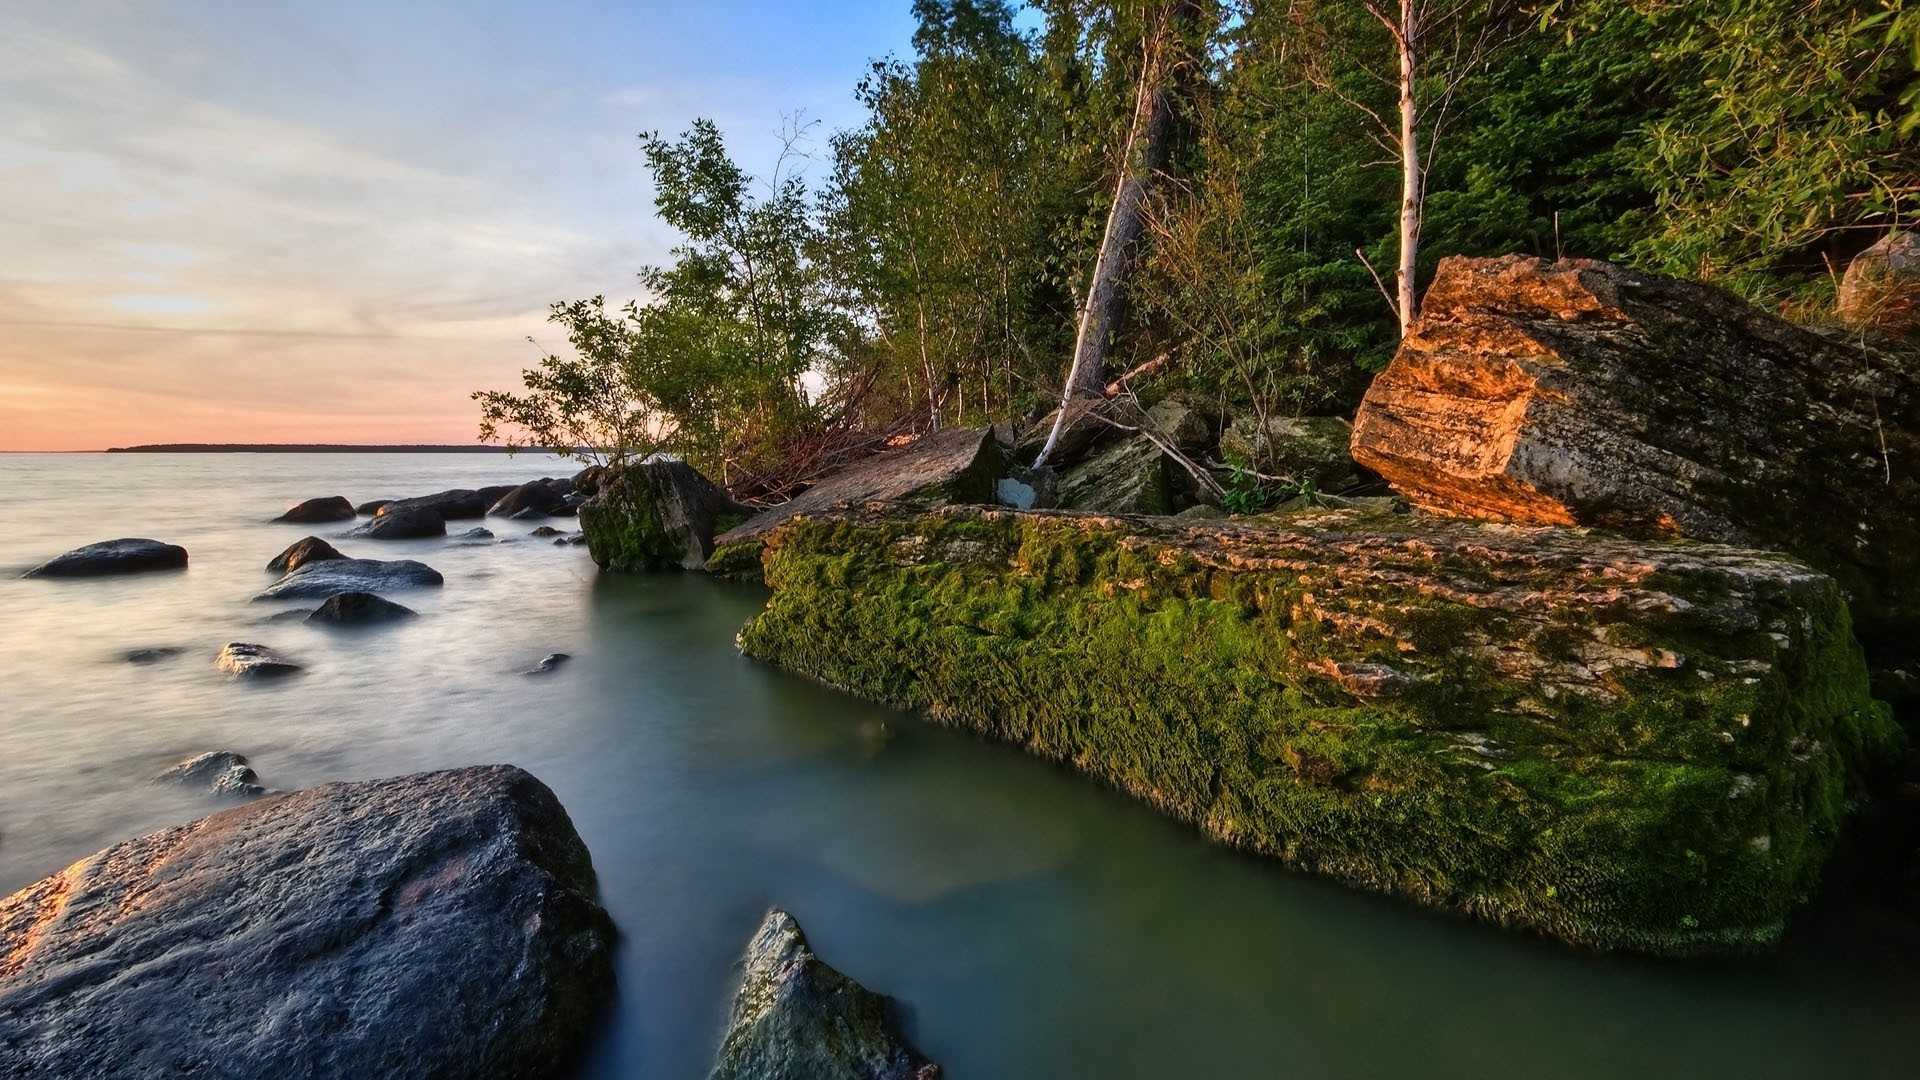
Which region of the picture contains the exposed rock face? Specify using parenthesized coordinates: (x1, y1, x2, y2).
(215, 642, 301, 678)
(581, 456, 757, 572)
(0, 766, 616, 1078)
(307, 591, 418, 625)
(490, 480, 567, 519)
(1055, 434, 1189, 515)
(274, 496, 355, 524)
(349, 506, 447, 540)
(738, 506, 1902, 953)
(1220, 414, 1360, 492)
(254, 557, 443, 601)
(1350, 255, 1920, 662)
(712, 909, 939, 1080)
(1839, 229, 1920, 340)
(153, 750, 265, 797)
(266, 535, 346, 574)
(380, 489, 490, 521)
(23, 538, 187, 579)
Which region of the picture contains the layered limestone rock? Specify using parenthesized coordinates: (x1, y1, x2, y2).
(580, 456, 757, 572)
(736, 505, 1902, 953)
(1350, 255, 1920, 662)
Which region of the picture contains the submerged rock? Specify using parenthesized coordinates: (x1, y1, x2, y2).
(266, 535, 346, 574)
(1350, 255, 1920, 664)
(581, 456, 758, 572)
(273, 495, 355, 524)
(153, 750, 265, 797)
(255, 557, 444, 601)
(0, 765, 616, 1078)
(348, 506, 447, 540)
(23, 538, 187, 579)
(121, 646, 187, 664)
(307, 591, 417, 625)
(737, 506, 1904, 954)
(215, 642, 300, 678)
(525, 653, 570, 676)
(712, 909, 939, 1080)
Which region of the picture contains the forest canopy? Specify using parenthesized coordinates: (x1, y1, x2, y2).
(477, 0, 1919, 493)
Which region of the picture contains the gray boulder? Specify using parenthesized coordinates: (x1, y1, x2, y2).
(266, 535, 345, 574)
(380, 489, 489, 521)
(711, 909, 939, 1080)
(348, 507, 446, 540)
(215, 642, 300, 678)
(1218, 414, 1359, 492)
(273, 496, 355, 524)
(0, 766, 616, 1079)
(1056, 435, 1190, 515)
(354, 498, 394, 516)
(453, 526, 496, 542)
(307, 591, 417, 626)
(254, 557, 444, 601)
(23, 538, 187, 579)
(490, 481, 567, 519)
(153, 751, 265, 797)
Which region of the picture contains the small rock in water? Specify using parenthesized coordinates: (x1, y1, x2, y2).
(273, 496, 355, 524)
(712, 909, 939, 1080)
(216, 643, 301, 679)
(453, 526, 496, 542)
(307, 591, 417, 626)
(23, 538, 188, 579)
(121, 646, 188, 665)
(259, 608, 316, 624)
(525, 653, 570, 676)
(153, 751, 266, 797)
(530, 526, 563, 538)
(266, 535, 346, 574)
(554, 532, 587, 547)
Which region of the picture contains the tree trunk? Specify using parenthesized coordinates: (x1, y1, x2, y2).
(1035, 2, 1194, 469)
(1396, 0, 1421, 337)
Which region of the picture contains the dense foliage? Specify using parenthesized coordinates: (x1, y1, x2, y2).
(478, 0, 1918, 486)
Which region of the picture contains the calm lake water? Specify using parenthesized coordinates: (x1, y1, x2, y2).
(0, 452, 1915, 1078)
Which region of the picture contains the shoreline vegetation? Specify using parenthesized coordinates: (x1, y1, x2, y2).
(103, 443, 532, 454)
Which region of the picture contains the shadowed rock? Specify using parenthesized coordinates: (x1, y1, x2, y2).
(490, 480, 567, 519)
(216, 642, 300, 678)
(153, 751, 265, 797)
(266, 535, 346, 574)
(379, 489, 489, 521)
(274, 496, 355, 524)
(348, 507, 446, 540)
(307, 591, 418, 626)
(121, 646, 187, 664)
(255, 558, 443, 601)
(355, 498, 393, 516)
(581, 457, 758, 572)
(0, 765, 617, 1078)
(711, 909, 939, 1080)
(23, 539, 187, 579)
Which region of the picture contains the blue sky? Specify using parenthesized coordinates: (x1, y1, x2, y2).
(0, 0, 921, 449)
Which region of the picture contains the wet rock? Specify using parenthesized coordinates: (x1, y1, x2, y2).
(490, 480, 567, 519)
(379, 489, 489, 521)
(266, 535, 346, 574)
(1838, 229, 1919, 340)
(475, 485, 519, 509)
(454, 526, 496, 542)
(121, 646, 187, 664)
(530, 525, 564, 538)
(1219, 414, 1359, 492)
(153, 750, 265, 797)
(525, 653, 570, 676)
(510, 506, 550, 521)
(307, 591, 418, 625)
(215, 642, 300, 678)
(0, 765, 616, 1078)
(23, 538, 187, 579)
(1351, 254, 1920, 664)
(348, 507, 446, 540)
(273, 496, 355, 524)
(255, 557, 444, 601)
(583, 456, 759, 572)
(354, 498, 394, 517)
(555, 533, 586, 547)
(712, 909, 939, 1080)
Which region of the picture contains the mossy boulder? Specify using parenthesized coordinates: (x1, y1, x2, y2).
(579, 456, 755, 572)
(1219, 413, 1360, 492)
(736, 506, 1902, 954)
(1055, 434, 1190, 515)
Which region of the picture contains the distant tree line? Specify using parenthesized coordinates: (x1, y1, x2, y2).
(477, 0, 1919, 494)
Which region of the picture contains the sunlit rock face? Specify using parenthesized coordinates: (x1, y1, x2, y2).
(1351, 255, 1920, 663)
(0, 765, 615, 1078)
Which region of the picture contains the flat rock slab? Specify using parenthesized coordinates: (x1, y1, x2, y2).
(255, 557, 444, 601)
(712, 909, 938, 1080)
(0, 765, 616, 1078)
(23, 538, 187, 579)
(1350, 255, 1920, 662)
(738, 506, 1903, 953)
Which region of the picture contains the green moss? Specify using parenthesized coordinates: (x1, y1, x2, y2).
(738, 510, 1903, 954)
(578, 481, 670, 572)
(707, 540, 766, 582)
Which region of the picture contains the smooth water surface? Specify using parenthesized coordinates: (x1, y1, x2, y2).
(0, 453, 1914, 1078)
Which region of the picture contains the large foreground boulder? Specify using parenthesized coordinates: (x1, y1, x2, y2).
(712, 910, 938, 1080)
(737, 506, 1903, 954)
(273, 496, 355, 524)
(255, 557, 443, 601)
(348, 506, 447, 540)
(1350, 255, 1920, 663)
(266, 535, 345, 574)
(0, 766, 616, 1078)
(580, 457, 757, 572)
(23, 538, 187, 579)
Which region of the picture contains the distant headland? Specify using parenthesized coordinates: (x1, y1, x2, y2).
(105, 444, 528, 454)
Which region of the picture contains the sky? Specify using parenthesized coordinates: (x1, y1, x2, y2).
(0, 0, 920, 451)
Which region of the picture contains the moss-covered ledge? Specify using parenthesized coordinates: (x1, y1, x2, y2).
(736, 506, 1904, 954)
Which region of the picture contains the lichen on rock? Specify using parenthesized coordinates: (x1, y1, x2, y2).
(736, 506, 1902, 954)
